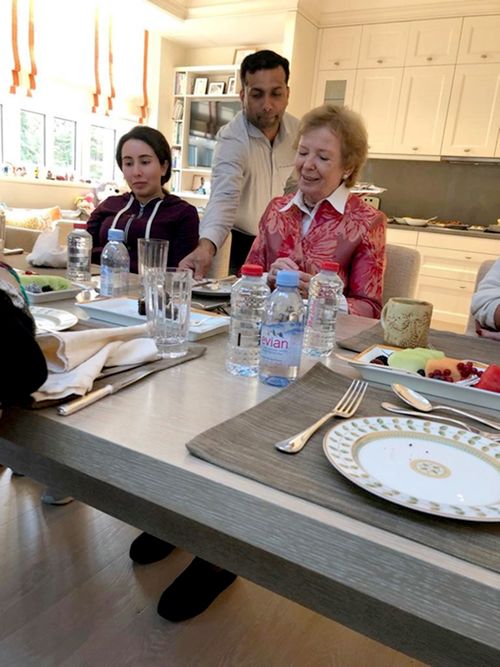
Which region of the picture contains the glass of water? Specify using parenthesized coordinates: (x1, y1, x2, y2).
(144, 267, 192, 358)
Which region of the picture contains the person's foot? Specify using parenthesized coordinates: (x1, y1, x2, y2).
(157, 557, 237, 622)
(129, 532, 176, 565)
(41, 487, 74, 505)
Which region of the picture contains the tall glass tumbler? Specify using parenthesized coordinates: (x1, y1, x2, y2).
(137, 238, 169, 313)
(144, 267, 192, 358)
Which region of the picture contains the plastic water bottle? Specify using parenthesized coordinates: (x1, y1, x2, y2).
(66, 223, 92, 282)
(226, 264, 270, 377)
(100, 228, 130, 297)
(259, 270, 305, 387)
(303, 261, 344, 357)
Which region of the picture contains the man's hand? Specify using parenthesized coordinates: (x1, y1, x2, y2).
(179, 239, 216, 279)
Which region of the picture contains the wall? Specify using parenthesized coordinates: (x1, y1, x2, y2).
(0, 177, 91, 209)
(158, 38, 188, 140)
(361, 159, 500, 225)
(283, 11, 319, 119)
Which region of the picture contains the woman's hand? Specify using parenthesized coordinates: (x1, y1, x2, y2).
(268, 257, 312, 298)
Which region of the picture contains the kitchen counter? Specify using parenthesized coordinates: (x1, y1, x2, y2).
(387, 222, 500, 240)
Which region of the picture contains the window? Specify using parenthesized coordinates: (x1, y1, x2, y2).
(20, 110, 45, 166)
(52, 117, 76, 170)
(89, 125, 116, 181)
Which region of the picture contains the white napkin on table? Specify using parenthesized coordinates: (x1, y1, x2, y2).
(26, 227, 67, 268)
(32, 323, 159, 402)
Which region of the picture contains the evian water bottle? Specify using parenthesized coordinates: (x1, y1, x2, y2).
(259, 270, 305, 387)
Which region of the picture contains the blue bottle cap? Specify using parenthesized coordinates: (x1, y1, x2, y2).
(108, 228, 124, 241)
(276, 270, 299, 287)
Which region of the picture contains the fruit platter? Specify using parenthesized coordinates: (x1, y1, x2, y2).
(18, 274, 83, 304)
(347, 344, 500, 411)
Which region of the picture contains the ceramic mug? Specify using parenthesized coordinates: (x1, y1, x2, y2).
(381, 298, 433, 348)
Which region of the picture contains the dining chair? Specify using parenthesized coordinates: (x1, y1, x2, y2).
(464, 258, 496, 335)
(382, 243, 421, 304)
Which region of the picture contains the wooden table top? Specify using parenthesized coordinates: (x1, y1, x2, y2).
(0, 288, 498, 666)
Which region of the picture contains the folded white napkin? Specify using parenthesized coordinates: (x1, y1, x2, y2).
(32, 323, 159, 401)
(26, 227, 67, 268)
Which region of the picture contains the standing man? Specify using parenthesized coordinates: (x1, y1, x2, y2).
(179, 50, 299, 277)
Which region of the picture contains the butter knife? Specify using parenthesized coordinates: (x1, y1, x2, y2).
(57, 360, 168, 416)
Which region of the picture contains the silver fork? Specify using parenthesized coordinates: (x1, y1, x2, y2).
(275, 379, 368, 454)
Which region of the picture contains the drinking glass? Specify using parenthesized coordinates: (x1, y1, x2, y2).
(137, 238, 169, 275)
(144, 267, 191, 358)
(137, 238, 169, 311)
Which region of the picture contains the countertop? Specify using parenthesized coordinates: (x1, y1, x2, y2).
(387, 222, 500, 240)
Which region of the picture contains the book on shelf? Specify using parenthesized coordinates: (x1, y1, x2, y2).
(170, 170, 181, 193)
(172, 99, 184, 121)
(173, 122, 183, 145)
(175, 72, 187, 95)
(171, 147, 181, 169)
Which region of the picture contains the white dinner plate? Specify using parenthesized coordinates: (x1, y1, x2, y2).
(323, 416, 500, 521)
(30, 306, 78, 333)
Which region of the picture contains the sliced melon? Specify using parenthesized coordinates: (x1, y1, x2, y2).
(388, 348, 444, 374)
(425, 357, 462, 381)
(20, 274, 73, 291)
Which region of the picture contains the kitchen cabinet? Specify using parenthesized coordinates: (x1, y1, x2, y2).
(405, 18, 462, 66)
(392, 66, 454, 155)
(358, 23, 410, 68)
(317, 26, 362, 70)
(458, 15, 500, 64)
(441, 63, 500, 157)
(386, 228, 500, 331)
(352, 68, 403, 153)
(313, 70, 356, 108)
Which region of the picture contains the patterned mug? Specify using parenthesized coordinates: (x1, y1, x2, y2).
(381, 298, 433, 348)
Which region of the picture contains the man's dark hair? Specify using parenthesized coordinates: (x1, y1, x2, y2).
(116, 125, 172, 185)
(240, 50, 290, 87)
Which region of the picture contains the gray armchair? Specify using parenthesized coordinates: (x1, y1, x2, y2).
(382, 244, 421, 304)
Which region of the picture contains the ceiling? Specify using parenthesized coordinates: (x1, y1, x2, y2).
(145, 0, 498, 47)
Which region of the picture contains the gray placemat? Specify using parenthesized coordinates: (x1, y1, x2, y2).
(338, 322, 500, 365)
(187, 363, 500, 573)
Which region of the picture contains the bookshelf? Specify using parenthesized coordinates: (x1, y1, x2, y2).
(170, 65, 241, 205)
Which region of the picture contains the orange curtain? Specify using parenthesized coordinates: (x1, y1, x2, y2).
(91, 6, 101, 112)
(10, 0, 20, 94)
(9, 0, 37, 96)
(106, 19, 115, 114)
(27, 0, 37, 95)
(139, 29, 149, 124)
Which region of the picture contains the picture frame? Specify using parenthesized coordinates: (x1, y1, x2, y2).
(191, 174, 207, 194)
(208, 81, 225, 96)
(233, 48, 256, 66)
(193, 77, 208, 95)
(227, 76, 236, 95)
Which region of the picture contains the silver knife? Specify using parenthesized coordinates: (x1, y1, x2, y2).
(57, 360, 168, 416)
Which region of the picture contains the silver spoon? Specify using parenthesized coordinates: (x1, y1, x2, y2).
(392, 383, 500, 431)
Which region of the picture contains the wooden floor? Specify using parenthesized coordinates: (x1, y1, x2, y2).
(0, 467, 427, 667)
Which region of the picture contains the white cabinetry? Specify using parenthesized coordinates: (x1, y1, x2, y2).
(313, 70, 356, 107)
(317, 26, 362, 70)
(352, 68, 403, 153)
(458, 15, 500, 64)
(386, 228, 500, 331)
(392, 66, 454, 155)
(405, 18, 462, 66)
(358, 23, 409, 68)
(441, 64, 500, 157)
(170, 65, 239, 204)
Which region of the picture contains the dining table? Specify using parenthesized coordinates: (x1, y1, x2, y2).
(0, 260, 499, 667)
